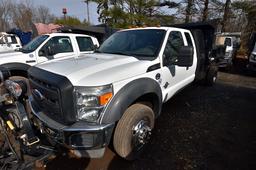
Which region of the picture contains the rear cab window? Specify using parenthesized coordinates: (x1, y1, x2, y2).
(76, 37, 94, 51)
(185, 32, 193, 47)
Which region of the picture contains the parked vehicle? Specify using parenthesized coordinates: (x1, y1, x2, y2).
(27, 23, 220, 160)
(247, 32, 256, 71)
(216, 35, 240, 68)
(0, 33, 99, 78)
(0, 32, 22, 53)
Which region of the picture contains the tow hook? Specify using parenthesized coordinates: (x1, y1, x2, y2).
(20, 134, 40, 146)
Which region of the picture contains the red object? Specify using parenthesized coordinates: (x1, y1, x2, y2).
(34, 23, 62, 35)
(62, 8, 67, 14)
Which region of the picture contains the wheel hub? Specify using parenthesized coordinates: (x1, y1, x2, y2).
(132, 120, 151, 146)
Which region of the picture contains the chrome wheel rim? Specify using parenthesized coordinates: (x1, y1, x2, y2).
(213, 76, 217, 82)
(132, 119, 152, 151)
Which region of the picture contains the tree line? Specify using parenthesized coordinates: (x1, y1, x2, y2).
(0, 0, 255, 52)
(1, 0, 255, 33)
(0, 0, 87, 32)
(91, 0, 255, 32)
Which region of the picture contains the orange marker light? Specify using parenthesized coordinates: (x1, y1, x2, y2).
(99, 92, 113, 105)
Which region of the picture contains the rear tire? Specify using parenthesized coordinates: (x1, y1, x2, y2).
(205, 66, 218, 86)
(113, 103, 154, 160)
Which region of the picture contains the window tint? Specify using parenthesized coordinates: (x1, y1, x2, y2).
(42, 36, 73, 54)
(10, 36, 17, 43)
(163, 31, 184, 65)
(185, 33, 193, 46)
(97, 29, 166, 60)
(76, 37, 94, 51)
(22, 35, 49, 53)
(224, 38, 231, 46)
(0, 37, 4, 44)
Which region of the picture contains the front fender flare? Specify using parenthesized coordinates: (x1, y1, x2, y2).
(1, 63, 30, 77)
(101, 78, 162, 124)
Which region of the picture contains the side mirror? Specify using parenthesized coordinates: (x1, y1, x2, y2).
(39, 49, 45, 56)
(92, 44, 98, 51)
(46, 45, 57, 56)
(176, 46, 194, 67)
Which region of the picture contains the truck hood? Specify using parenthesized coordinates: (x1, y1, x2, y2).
(0, 51, 24, 58)
(0, 51, 27, 64)
(36, 53, 153, 86)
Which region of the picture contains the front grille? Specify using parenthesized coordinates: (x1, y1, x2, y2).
(28, 67, 76, 125)
(29, 75, 64, 123)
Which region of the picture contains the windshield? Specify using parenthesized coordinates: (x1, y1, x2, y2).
(21, 35, 49, 53)
(97, 29, 166, 60)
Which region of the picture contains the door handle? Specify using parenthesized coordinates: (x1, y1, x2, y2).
(26, 60, 36, 63)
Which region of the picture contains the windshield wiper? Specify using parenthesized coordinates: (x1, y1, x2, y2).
(105, 52, 132, 56)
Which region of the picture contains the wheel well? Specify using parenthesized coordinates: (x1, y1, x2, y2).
(133, 93, 160, 117)
(9, 69, 28, 77)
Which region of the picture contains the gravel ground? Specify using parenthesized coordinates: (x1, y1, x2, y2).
(44, 59, 256, 170)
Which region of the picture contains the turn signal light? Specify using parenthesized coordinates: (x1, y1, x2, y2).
(99, 92, 113, 105)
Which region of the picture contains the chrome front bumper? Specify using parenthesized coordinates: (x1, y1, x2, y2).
(28, 96, 114, 157)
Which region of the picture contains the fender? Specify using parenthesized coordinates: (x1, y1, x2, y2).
(101, 78, 162, 124)
(1, 63, 30, 77)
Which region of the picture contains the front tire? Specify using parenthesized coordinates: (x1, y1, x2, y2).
(113, 103, 154, 160)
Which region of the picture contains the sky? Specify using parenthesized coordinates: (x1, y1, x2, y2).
(31, 0, 100, 25)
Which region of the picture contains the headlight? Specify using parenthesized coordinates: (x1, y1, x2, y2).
(74, 84, 113, 122)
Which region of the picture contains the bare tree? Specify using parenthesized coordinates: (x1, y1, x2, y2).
(0, 0, 12, 31)
(185, 0, 194, 23)
(202, 0, 209, 21)
(11, 2, 33, 31)
(221, 0, 231, 32)
(33, 5, 56, 24)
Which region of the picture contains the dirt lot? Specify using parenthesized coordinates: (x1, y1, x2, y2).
(45, 59, 256, 170)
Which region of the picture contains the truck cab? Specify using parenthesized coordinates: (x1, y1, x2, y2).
(247, 32, 256, 71)
(216, 35, 240, 68)
(0, 33, 22, 53)
(0, 33, 99, 77)
(248, 42, 256, 71)
(28, 24, 218, 160)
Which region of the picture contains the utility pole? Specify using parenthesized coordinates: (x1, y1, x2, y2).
(84, 0, 90, 24)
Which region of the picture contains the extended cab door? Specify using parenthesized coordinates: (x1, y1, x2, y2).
(37, 36, 76, 63)
(161, 30, 197, 101)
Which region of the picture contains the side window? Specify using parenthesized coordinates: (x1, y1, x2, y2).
(41, 36, 73, 55)
(76, 37, 94, 51)
(163, 31, 184, 65)
(10, 36, 17, 44)
(224, 38, 232, 46)
(185, 32, 193, 47)
(0, 37, 4, 44)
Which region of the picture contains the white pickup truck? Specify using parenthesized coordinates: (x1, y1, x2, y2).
(28, 23, 219, 160)
(0, 33, 99, 77)
(0, 33, 22, 52)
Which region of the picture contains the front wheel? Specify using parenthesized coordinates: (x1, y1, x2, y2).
(113, 103, 154, 160)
